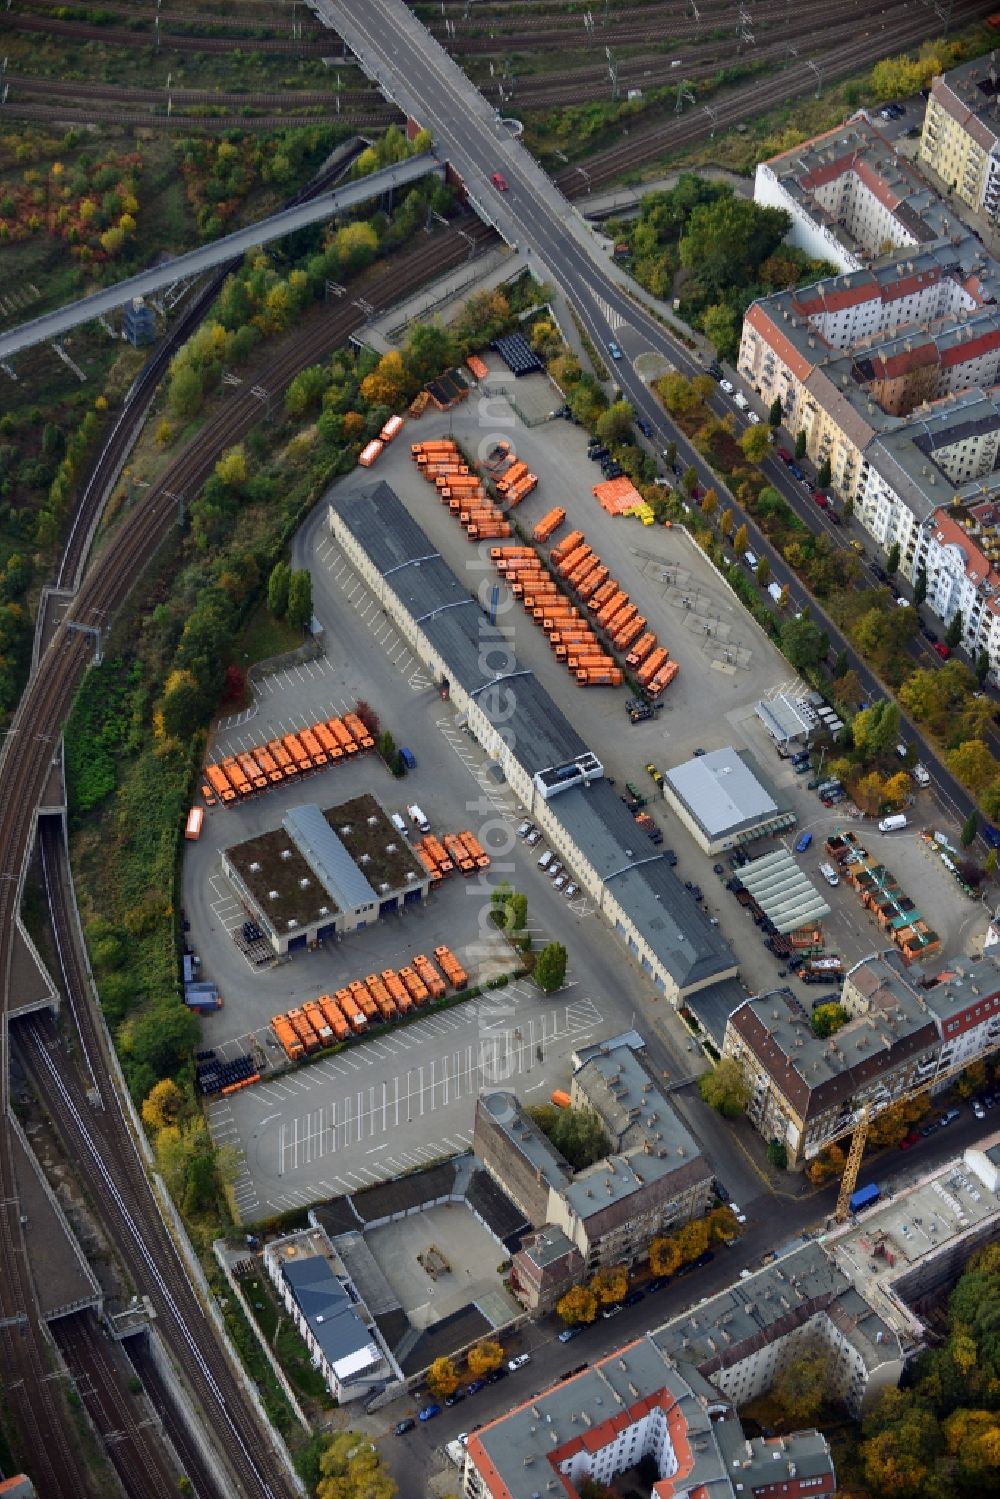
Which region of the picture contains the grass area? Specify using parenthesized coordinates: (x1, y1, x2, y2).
(233, 602, 306, 670)
(237, 1269, 335, 1408)
(210, 1266, 299, 1437)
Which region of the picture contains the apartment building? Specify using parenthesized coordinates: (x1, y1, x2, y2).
(475, 1045, 713, 1305)
(723, 952, 1000, 1165)
(462, 1332, 837, 1499)
(757, 113, 978, 270)
(919, 53, 1000, 219)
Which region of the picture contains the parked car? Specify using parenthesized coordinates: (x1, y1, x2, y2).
(419, 1404, 441, 1422)
(850, 539, 866, 555)
(399, 746, 417, 770)
(812, 490, 828, 509)
(623, 1290, 645, 1307)
(553, 873, 567, 891)
(636, 417, 654, 438)
(747, 410, 761, 425)
(486, 1367, 508, 1384)
(517, 820, 534, 839)
(563, 881, 579, 900)
(899, 1130, 921, 1150)
(708, 362, 724, 380)
(729, 1203, 748, 1225)
(601, 1303, 623, 1319)
(526, 828, 542, 846)
(720, 378, 735, 394)
(465, 1379, 486, 1396)
(558, 1326, 583, 1342)
(973, 1099, 986, 1120)
(776, 448, 794, 464)
(794, 832, 813, 852)
(788, 462, 805, 480)
(933, 642, 951, 659)
(445, 1390, 465, 1407)
(508, 1354, 531, 1372)
(920, 625, 939, 644)
(394, 1418, 415, 1435)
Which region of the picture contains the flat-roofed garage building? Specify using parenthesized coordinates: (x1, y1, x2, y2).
(223, 792, 429, 954)
(328, 484, 737, 1005)
(662, 746, 795, 856)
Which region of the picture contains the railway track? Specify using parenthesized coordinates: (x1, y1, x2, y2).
(56, 144, 367, 594)
(53, 1310, 186, 1499)
(17, 0, 308, 32)
(0, 100, 395, 131)
(2, 72, 384, 109)
(482, 0, 920, 111)
(127, 1327, 232, 1499)
(555, 0, 997, 191)
(3, 12, 337, 54)
(0, 218, 493, 1495)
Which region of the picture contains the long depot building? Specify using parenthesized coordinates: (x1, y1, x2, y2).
(328, 482, 739, 1009)
(223, 792, 429, 954)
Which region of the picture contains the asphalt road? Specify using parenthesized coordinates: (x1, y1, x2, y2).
(377, 1100, 999, 1492)
(323, 0, 997, 861)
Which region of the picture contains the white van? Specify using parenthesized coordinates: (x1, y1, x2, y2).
(819, 862, 840, 886)
(537, 850, 554, 872)
(767, 581, 783, 604)
(407, 804, 431, 833)
(734, 392, 749, 410)
(878, 813, 908, 833)
(390, 812, 408, 836)
(913, 763, 931, 788)
(744, 549, 759, 571)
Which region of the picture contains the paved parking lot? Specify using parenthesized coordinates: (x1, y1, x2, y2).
(209, 981, 607, 1219)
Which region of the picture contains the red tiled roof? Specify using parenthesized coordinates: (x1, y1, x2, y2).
(745, 303, 814, 379)
(938, 327, 1000, 368)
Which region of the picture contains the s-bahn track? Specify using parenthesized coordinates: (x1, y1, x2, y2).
(127, 1328, 230, 1499)
(17, 0, 310, 32)
(1, 100, 396, 131)
(479, 0, 920, 111)
(53, 1310, 186, 1499)
(0, 218, 493, 1497)
(555, 0, 998, 192)
(3, 71, 384, 108)
(3, 12, 336, 53)
(56, 144, 367, 593)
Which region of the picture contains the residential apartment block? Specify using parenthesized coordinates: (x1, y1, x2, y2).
(723, 951, 1000, 1165)
(475, 1043, 713, 1307)
(462, 1239, 908, 1497)
(745, 113, 1000, 672)
(919, 52, 1000, 219)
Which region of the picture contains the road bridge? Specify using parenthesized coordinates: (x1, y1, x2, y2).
(0, 151, 442, 362)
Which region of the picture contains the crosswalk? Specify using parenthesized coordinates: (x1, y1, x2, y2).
(590, 290, 628, 332)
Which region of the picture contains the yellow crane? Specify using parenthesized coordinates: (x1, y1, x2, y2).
(834, 1104, 871, 1222)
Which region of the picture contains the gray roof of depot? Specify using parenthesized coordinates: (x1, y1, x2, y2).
(283, 804, 378, 911)
(666, 747, 778, 839)
(333, 484, 737, 993)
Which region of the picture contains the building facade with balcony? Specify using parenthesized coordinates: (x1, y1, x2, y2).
(919, 56, 1000, 220)
(723, 953, 1000, 1165)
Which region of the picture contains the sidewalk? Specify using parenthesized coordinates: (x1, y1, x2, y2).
(578, 166, 751, 221)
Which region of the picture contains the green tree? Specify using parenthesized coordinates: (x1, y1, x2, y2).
(698, 1058, 749, 1117)
(663, 439, 677, 468)
(682, 466, 698, 495)
(812, 1003, 849, 1038)
(768, 397, 783, 427)
(267, 561, 290, 618)
(701, 300, 740, 360)
(404, 321, 455, 386)
(535, 941, 567, 993)
(596, 400, 634, 447)
(886, 541, 900, 575)
(678, 194, 790, 297)
(976, 649, 991, 686)
(755, 555, 771, 588)
(508, 891, 528, 930)
(795, 429, 807, 461)
(946, 740, 998, 795)
(377, 729, 396, 765)
(556, 1285, 597, 1326)
(767, 1138, 788, 1170)
(316, 1431, 397, 1499)
(772, 1342, 831, 1424)
(946, 609, 964, 650)
(546, 1106, 610, 1170)
(214, 445, 247, 490)
(817, 457, 832, 489)
(962, 811, 979, 847)
(779, 613, 825, 673)
(740, 423, 773, 464)
(168, 362, 203, 421)
(286, 569, 313, 631)
(914, 565, 928, 606)
(121, 1001, 198, 1101)
(160, 669, 208, 741)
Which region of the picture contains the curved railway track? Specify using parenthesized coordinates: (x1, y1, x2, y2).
(0, 218, 493, 1495)
(57, 143, 367, 594)
(556, 0, 996, 191)
(53, 1310, 185, 1499)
